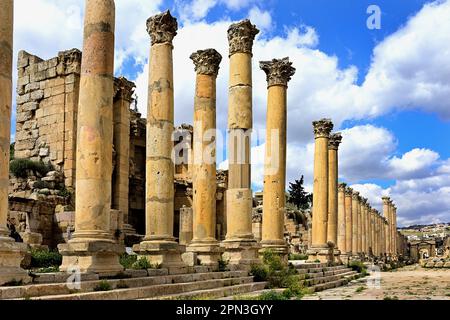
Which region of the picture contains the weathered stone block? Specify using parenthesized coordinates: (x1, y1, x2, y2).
(30, 90, 44, 101)
(16, 93, 31, 104)
(16, 111, 33, 123)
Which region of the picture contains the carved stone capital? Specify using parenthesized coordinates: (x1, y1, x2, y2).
(114, 77, 136, 102)
(352, 191, 360, 200)
(328, 133, 343, 150)
(146, 10, 178, 45)
(345, 187, 353, 196)
(382, 196, 391, 205)
(190, 49, 222, 76)
(313, 118, 333, 139)
(228, 19, 259, 56)
(338, 183, 347, 192)
(259, 57, 296, 87)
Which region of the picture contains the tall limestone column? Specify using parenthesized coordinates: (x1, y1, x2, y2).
(327, 133, 342, 251)
(344, 187, 353, 257)
(360, 198, 366, 256)
(374, 213, 379, 257)
(186, 49, 223, 267)
(0, 0, 30, 285)
(382, 197, 391, 258)
(364, 202, 370, 256)
(351, 191, 359, 257)
(357, 196, 363, 256)
(113, 77, 134, 230)
(222, 20, 261, 266)
(58, 0, 124, 274)
(337, 183, 347, 260)
(392, 204, 397, 259)
(260, 57, 296, 257)
(307, 119, 334, 263)
(134, 11, 186, 271)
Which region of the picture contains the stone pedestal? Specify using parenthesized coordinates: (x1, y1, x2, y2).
(58, 0, 124, 274)
(179, 206, 193, 246)
(136, 11, 186, 270)
(223, 20, 261, 266)
(186, 49, 223, 268)
(309, 119, 333, 263)
(259, 57, 295, 260)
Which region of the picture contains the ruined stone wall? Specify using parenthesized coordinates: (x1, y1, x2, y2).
(15, 49, 81, 188)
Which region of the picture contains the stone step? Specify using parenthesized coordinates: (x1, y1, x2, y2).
(323, 267, 353, 277)
(0, 271, 248, 300)
(310, 272, 360, 292)
(291, 262, 328, 270)
(142, 282, 268, 300)
(26, 277, 255, 301)
(303, 271, 357, 287)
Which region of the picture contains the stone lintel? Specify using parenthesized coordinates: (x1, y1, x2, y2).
(190, 48, 222, 76)
(114, 76, 136, 102)
(312, 118, 333, 139)
(146, 10, 178, 45)
(259, 57, 296, 87)
(228, 19, 260, 56)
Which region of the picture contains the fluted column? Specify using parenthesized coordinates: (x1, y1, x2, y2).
(260, 58, 295, 257)
(392, 204, 397, 258)
(365, 202, 370, 255)
(223, 20, 260, 266)
(134, 11, 186, 270)
(374, 213, 379, 257)
(357, 196, 363, 255)
(58, 0, 124, 274)
(0, 0, 30, 285)
(307, 119, 333, 263)
(327, 133, 342, 248)
(370, 208, 376, 257)
(187, 49, 223, 267)
(344, 187, 353, 256)
(351, 191, 359, 256)
(337, 183, 347, 255)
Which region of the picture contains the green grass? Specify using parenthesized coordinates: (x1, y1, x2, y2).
(288, 254, 309, 261)
(30, 248, 62, 269)
(119, 254, 137, 269)
(93, 280, 112, 292)
(355, 286, 366, 293)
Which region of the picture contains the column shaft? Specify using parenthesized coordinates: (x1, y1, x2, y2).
(337, 183, 346, 253)
(344, 188, 353, 255)
(351, 193, 359, 254)
(327, 134, 342, 247)
(0, 0, 13, 239)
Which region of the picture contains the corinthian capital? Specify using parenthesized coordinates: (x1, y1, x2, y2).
(382, 196, 391, 205)
(190, 49, 222, 76)
(147, 10, 178, 45)
(313, 119, 333, 139)
(228, 19, 259, 56)
(345, 187, 353, 196)
(352, 191, 360, 200)
(328, 133, 343, 150)
(259, 57, 296, 87)
(114, 77, 136, 102)
(338, 183, 347, 192)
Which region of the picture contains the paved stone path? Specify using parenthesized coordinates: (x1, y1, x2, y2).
(302, 265, 450, 300)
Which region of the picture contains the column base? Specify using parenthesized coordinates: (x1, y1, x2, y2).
(333, 248, 342, 265)
(221, 239, 261, 269)
(0, 239, 31, 286)
(306, 245, 333, 264)
(133, 240, 188, 275)
(58, 240, 124, 276)
(186, 241, 224, 269)
(260, 240, 289, 262)
(340, 253, 351, 264)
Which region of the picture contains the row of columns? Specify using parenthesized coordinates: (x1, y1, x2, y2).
(306, 117, 401, 263)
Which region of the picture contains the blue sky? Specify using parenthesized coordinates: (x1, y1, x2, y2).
(10, 0, 450, 226)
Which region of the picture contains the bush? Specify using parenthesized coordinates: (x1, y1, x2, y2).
(10, 143, 14, 160)
(250, 264, 269, 282)
(94, 280, 112, 292)
(258, 290, 289, 301)
(288, 254, 308, 261)
(33, 180, 51, 190)
(10, 159, 52, 178)
(132, 257, 152, 270)
(120, 254, 137, 269)
(35, 266, 60, 273)
(348, 261, 367, 274)
(30, 248, 62, 268)
(218, 257, 229, 272)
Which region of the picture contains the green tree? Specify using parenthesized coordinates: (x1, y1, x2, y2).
(287, 175, 312, 210)
(10, 143, 15, 160)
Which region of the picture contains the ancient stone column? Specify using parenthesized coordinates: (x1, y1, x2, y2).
(307, 119, 333, 263)
(259, 57, 295, 258)
(179, 206, 193, 246)
(351, 191, 359, 256)
(364, 202, 370, 255)
(0, 0, 30, 285)
(360, 198, 366, 256)
(58, 0, 124, 274)
(223, 20, 260, 266)
(327, 133, 342, 249)
(392, 205, 397, 258)
(113, 77, 134, 230)
(133, 11, 186, 271)
(357, 196, 363, 255)
(186, 49, 223, 267)
(382, 197, 391, 257)
(344, 187, 353, 257)
(374, 213, 379, 257)
(337, 183, 347, 257)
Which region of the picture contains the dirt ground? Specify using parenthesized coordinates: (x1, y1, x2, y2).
(302, 265, 450, 300)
